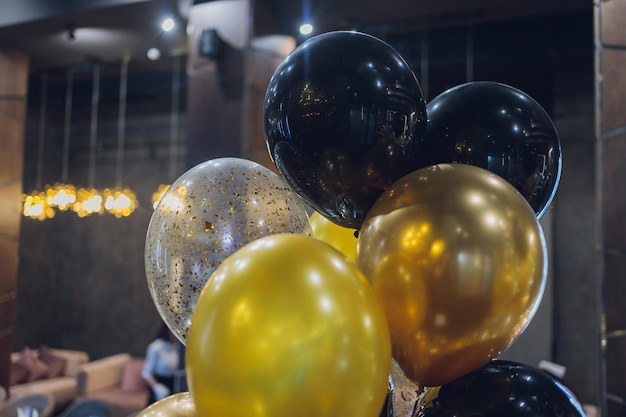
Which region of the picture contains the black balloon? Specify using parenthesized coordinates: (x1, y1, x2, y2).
(417, 81, 561, 219)
(264, 31, 427, 229)
(418, 360, 585, 417)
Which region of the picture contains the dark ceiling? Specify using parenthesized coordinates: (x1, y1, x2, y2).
(0, 0, 590, 71)
(0, 0, 187, 71)
(261, 0, 589, 34)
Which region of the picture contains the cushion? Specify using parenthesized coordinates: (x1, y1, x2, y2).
(54, 349, 90, 377)
(76, 353, 130, 395)
(39, 345, 68, 378)
(9, 360, 29, 385)
(120, 358, 147, 392)
(14, 347, 50, 382)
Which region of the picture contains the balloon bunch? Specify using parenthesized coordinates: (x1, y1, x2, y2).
(142, 30, 575, 417)
(144, 157, 391, 417)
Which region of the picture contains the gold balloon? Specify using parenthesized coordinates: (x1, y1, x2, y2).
(136, 392, 197, 417)
(186, 234, 392, 417)
(310, 211, 358, 261)
(357, 164, 547, 388)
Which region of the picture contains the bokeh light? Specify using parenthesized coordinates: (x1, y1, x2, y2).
(23, 191, 55, 220)
(103, 187, 138, 217)
(152, 184, 171, 209)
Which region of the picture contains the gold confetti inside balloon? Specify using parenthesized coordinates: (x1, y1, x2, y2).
(186, 233, 392, 417)
(136, 392, 196, 417)
(145, 158, 311, 344)
(357, 163, 547, 388)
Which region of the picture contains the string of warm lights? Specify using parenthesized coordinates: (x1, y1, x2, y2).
(22, 184, 140, 220)
(23, 51, 179, 221)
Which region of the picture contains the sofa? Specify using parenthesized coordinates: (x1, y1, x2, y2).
(9, 346, 90, 412)
(75, 353, 149, 417)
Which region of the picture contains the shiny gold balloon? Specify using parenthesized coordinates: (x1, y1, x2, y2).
(136, 392, 197, 417)
(357, 164, 547, 388)
(310, 211, 358, 261)
(186, 233, 392, 417)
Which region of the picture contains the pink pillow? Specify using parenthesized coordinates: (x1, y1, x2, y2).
(39, 345, 67, 378)
(15, 347, 50, 382)
(9, 361, 29, 385)
(120, 358, 148, 392)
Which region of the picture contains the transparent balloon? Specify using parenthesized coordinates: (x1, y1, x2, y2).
(145, 157, 311, 344)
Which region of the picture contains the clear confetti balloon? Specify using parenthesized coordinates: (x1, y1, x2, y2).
(145, 157, 311, 344)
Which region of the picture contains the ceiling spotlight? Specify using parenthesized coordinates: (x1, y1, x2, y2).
(161, 18, 175, 32)
(299, 23, 313, 35)
(147, 48, 161, 60)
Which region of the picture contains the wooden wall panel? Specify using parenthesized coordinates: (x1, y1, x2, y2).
(0, 49, 28, 394)
(599, 0, 626, 415)
(600, 49, 626, 133)
(601, 0, 626, 45)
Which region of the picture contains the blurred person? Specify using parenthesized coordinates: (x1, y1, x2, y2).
(142, 322, 180, 405)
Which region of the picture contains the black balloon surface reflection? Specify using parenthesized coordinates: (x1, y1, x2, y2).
(418, 360, 585, 417)
(264, 31, 427, 229)
(417, 81, 561, 219)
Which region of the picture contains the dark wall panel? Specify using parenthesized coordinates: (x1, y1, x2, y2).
(600, 0, 626, 415)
